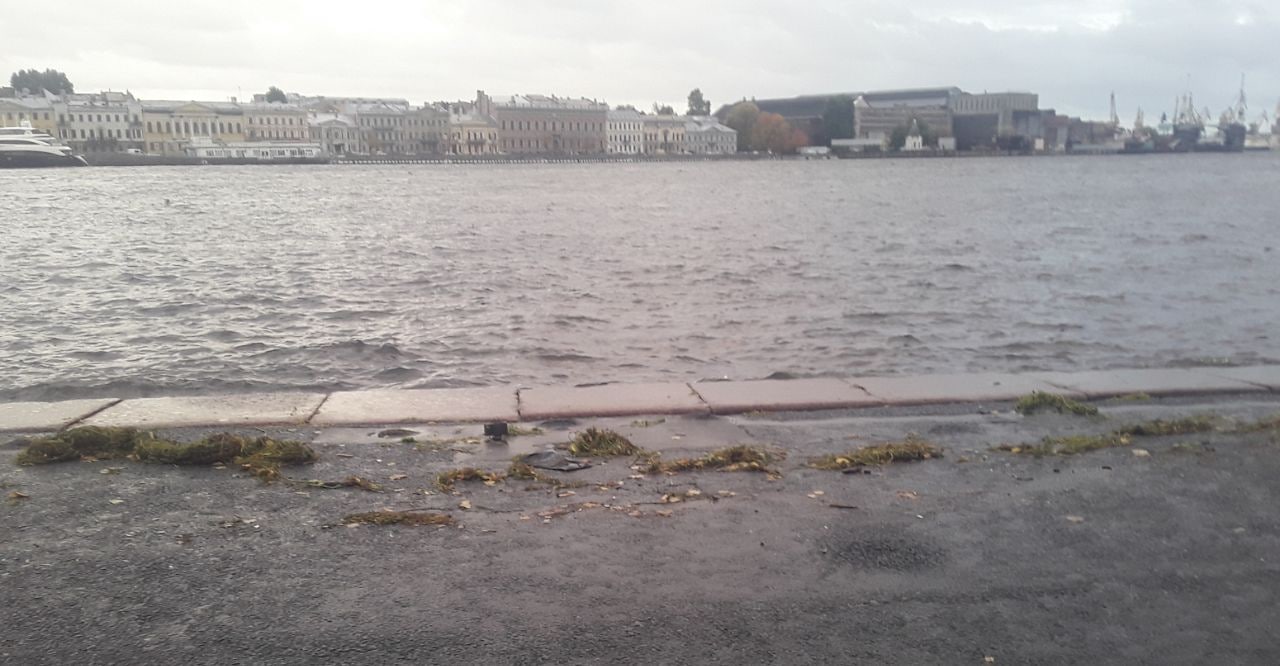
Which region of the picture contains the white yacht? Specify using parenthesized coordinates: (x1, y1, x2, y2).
(0, 122, 89, 168)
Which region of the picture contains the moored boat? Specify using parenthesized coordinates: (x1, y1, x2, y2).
(0, 122, 89, 168)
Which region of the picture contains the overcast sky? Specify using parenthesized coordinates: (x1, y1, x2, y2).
(3, 0, 1276, 123)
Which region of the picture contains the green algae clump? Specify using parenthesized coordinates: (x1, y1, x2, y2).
(648, 445, 776, 474)
(567, 428, 642, 457)
(1015, 392, 1099, 417)
(810, 437, 942, 470)
(342, 511, 454, 527)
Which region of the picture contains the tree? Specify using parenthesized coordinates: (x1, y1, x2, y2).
(821, 95, 854, 145)
(652, 102, 675, 115)
(265, 86, 288, 103)
(9, 68, 74, 94)
(723, 101, 760, 152)
(686, 88, 711, 116)
(751, 112, 799, 154)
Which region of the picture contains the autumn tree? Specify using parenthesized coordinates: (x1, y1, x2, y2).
(265, 86, 288, 103)
(723, 101, 760, 152)
(9, 68, 74, 94)
(686, 88, 710, 116)
(751, 112, 799, 153)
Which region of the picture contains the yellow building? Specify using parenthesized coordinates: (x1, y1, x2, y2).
(142, 101, 245, 155)
(0, 95, 57, 134)
(244, 103, 308, 141)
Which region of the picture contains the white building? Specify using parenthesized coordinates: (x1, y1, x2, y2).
(184, 136, 324, 160)
(607, 108, 644, 154)
(309, 113, 364, 155)
(54, 91, 144, 153)
(684, 116, 737, 155)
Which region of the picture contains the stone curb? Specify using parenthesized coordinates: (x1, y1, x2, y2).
(1, 365, 1276, 432)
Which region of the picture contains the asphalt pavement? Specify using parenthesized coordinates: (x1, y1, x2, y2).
(2, 394, 1279, 664)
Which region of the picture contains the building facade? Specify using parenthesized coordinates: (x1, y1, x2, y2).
(494, 94, 608, 155)
(685, 116, 737, 154)
(309, 114, 365, 155)
(642, 114, 686, 154)
(54, 92, 144, 153)
(351, 102, 410, 154)
(607, 108, 644, 154)
(244, 103, 309, 141)
(141, 101, 245, 156)
(0, 94, 58, 135)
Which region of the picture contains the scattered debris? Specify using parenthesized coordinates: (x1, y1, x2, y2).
(1132, 448, 1151, 458)
(829, 503, 859, 510)
(998, 415, 1219, 457)
(647, 445, 776, 474)
(567, 428, 643, 457)
(1115, 415, 1217, 437)
(1015, 392, 1100, 416)
(521, 450, 591, 472)
(809, 436, 941, 470)
(459, 499, 473, 510)
(14, 427, 316, 482)
(1112, 392, 1152, 402)
(301, 476, 384, 492)
(896, 490, 920, 500)
(377, 428, 419, 438)
(7, 491, 30, 501)
(507, 425, 545, 437)
(1065, 515, 1086, 524)
(108, 499, 125, 505)
(389, 473, 409, 481)
(436, 467, 503, 492)
(630, 418, 666, 428)
(1235, 414, 1280, 433)
(99, 467, 123, 475)
(342, 510, 455, 527)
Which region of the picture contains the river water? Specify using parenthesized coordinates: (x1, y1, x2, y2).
(2, 155, 1278, 400)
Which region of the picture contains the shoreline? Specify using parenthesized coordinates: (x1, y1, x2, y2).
(2, 364, 1275, 432)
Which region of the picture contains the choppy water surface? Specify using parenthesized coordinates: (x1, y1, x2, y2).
(2, 156, 1278, 400)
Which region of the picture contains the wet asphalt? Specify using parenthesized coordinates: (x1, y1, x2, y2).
(2, 394, 1279, 665)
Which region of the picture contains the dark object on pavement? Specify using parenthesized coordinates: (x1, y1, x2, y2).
(377, 428, 419, 438)
(522, 451, 591, 472)
(484, 422, 510, 440)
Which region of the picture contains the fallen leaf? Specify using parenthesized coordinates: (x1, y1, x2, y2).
(100, 467, 123, 475)
(627, 510, 643, 518)
(108, 499, 125, 505)
(685, 489, 702, 497)
(557, 491, 577, 498)
(655, 510, 674, 517)
(1065, 515, 1085, 524)
(717, 490, 736, 498)
(7, 491, 30, 500)
(1132, 449, 1151, 458)
(459, 499, 473, 510)
(660, 494, 684, 504)
(389, 474, 408, 481)
(335, 453, 355, 458)
(896, 490, 920, 500)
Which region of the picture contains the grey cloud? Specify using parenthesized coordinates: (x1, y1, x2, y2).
(2, 0, 1275, 119)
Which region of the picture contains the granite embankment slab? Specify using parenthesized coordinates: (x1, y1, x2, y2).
(1, 366, 1276, 432)
(691, 378, 882, 414)
(80, 393, 326, 429)
(0, 399, 119, 433)
(1035, 368, 1266, 398)
(518, 382, 708, 420)
(312, 387, 519, 425)
(850, 372, 1077, 405)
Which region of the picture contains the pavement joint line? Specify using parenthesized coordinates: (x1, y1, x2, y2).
(59, 398, 123, 432)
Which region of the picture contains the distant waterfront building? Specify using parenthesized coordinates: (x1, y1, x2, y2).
(141, 100, 245, 156)
(853, 89, 957, 141)
(642, 114, 687, 154)
(444, 92, 500, 156)
(684, 116, 737, 155)
(0, 93, 58, 135)
(349, 101, 411, 155)
(493, 94, 608, 155)
(54, 91, 145, 154)
(183, 135, 324, 160)
(607, 108, 644, 155)
(309, 113, 364, 155)
(244, 102, 309, 142)
(404, 104, 450, 155)
(951, 92, 1040, 149)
